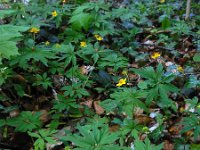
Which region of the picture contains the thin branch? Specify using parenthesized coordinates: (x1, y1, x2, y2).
(185, 0, 192, 20)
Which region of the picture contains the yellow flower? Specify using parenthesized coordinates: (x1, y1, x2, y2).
(80, 41, 87, 47)
(116, 78, 126, 87)
(179, 107, 185, 113)
(94, 34, 103, 41)
(29, 27, 40, 34)
(45, 41, 50, 46)
(55, 43, 61, 48)
(52, 10, 58, 17)
(151, 52, 161, 59)
(160, 0, 165, 3)
(177, 66, 184, 73)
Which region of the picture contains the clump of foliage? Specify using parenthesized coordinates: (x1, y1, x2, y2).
(0, 0, 200, 149)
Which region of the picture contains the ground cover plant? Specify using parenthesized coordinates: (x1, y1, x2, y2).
(0, 0, 200, 149)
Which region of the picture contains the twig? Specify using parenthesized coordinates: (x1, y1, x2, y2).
(140, 43, 175, 51)
(185, 0, 192, 20)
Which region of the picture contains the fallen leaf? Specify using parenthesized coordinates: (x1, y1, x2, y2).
(93, 101, 104, 115)
(135, 115, 153, 125)
(80, 99, 93, 108)
(109, 125, 119, 132)
(164, 140, 174, 150)
(39, 110, 51, 124)
(169, 125, 182, 135)
(134, 107, 144, 116)
(9, 109, 20, 118)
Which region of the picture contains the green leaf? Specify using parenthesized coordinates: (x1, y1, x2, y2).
(0, 25, 28, 63)
(28, 131, 41, 138)
(159, 15, 170, 29)
(0, 41, 19, 59)
(70, 13, 93, 31)
(0, 25, 28, 41)
(0, 119, 6, 127)
(193, 53, 200, 62)
(7, 111, 41, 132)
(61, 124, 122, 149)
(138, 81, 148, 89)
(0, 10, 16, 18)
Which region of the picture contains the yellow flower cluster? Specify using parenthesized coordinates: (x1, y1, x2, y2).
(116, 78, 126, 87)
(94, 34, 103, 41)
(52, 10, 58, 17)
(29, 27, 40, 34)
(151, 52, 161, 59)
(80, 41, 87, 47)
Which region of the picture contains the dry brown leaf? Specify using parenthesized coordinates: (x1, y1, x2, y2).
(163, 140, 174, 150)
(134, 107, 144, 116)
(135, 115, 153, 125)
(140, 134, 147, 141)
(128, 73, 138, 80)
(169, 125, 182, 135)
(80, 65, 89, 75)
(80, 100, 93, 108)
(93, 101, 104, 115)
(9, 109, 20, 118)
(109, 125, 119, 132)
(13, 74, 27, 83)
(39, 110, 51, 124)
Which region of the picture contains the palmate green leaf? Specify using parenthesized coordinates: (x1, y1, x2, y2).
(98, 53, 128, 71)
(0, 25, 28, 41)
(57, 44, 77, 67)
(133, 64, 178, 108)
(62, 124, 122, 150)
(7, 111, 41, 132)
(132, 66, 157, 82)
(98, 126, 119, 145)
(28, 131, 41, 138)
(134, 137, 163, 150)
(53, 94, 78, 112)
(10, 49, 55, 69)
(180, 114, 200, 141)
(0, 10, 16, 18)
(70, 13, 94, 31)
(34, 138, 45, 150)
(0, 25, 28, 63)
(110, 88, 147, 116)
(0, 41, 19, 59)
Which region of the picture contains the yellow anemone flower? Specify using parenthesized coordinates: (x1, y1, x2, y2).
(45, 41, 50, 46)
(94, 34, 103, 41)
(177, 66, 184, 73)
(116, 78, 126, 87)
(29, 27, 40, 34)
(80, 41, 87, 47)
(55, 43, 61, 48)
(52, 10, 58, 17)
(151, 52, 161, 59)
